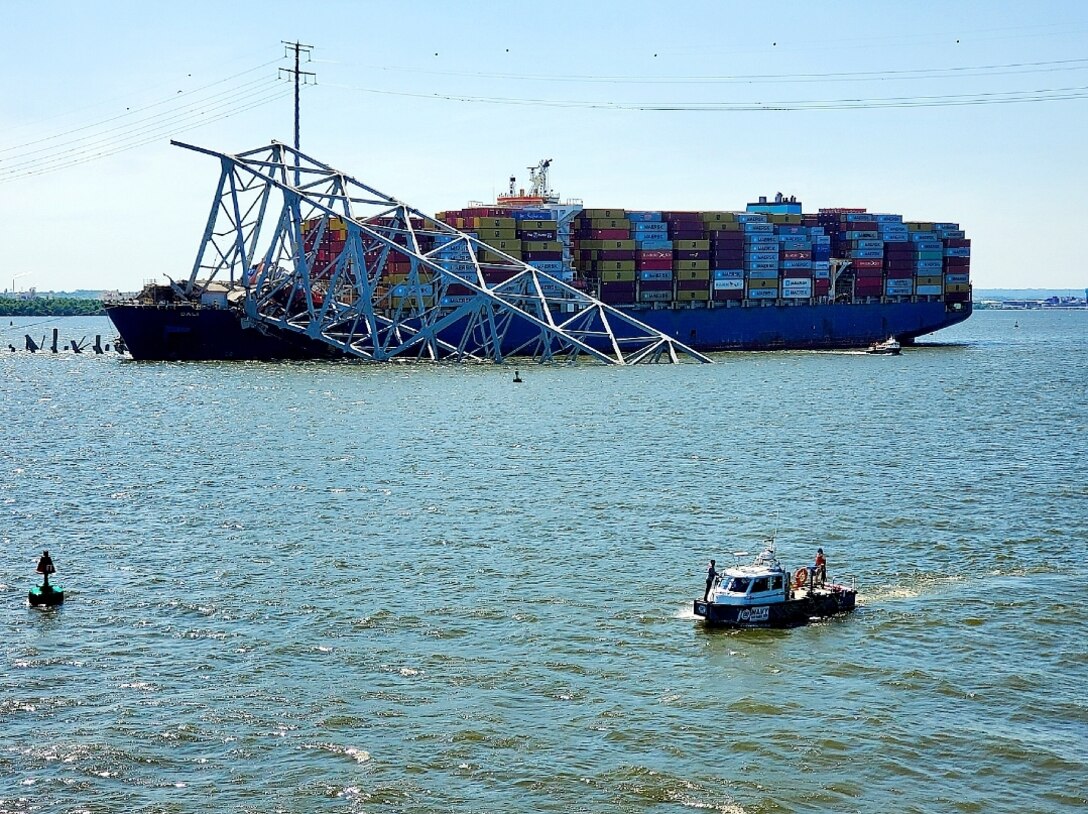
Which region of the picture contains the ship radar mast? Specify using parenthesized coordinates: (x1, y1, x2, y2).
(528, 159, 553, 199)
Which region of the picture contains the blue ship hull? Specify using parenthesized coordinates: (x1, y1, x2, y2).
(106, 299, 971, 361)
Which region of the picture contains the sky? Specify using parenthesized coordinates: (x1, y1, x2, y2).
(2, 0, 1087, 292)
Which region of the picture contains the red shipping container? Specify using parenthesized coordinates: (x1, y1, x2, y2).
(884, 259, 914, 271)
(712, 288, 744, 301)
(638, 279, 673, 291)
(713, 249, 744, 262)
(638, 249, 673, 260)
(598, 250, 636, 261)
(445, 283, 475, 296)
(944, 256, 970, 267)
(524, 251, 563, 262)
(587, 229, 630, 240)
(853, 258, 883, 269)
(855, 268, 884, 278)
(677, 278, 710, 291)
(814, 279, 831, 295)
(482, 269, 517, 284)
(885, 250, 916, 262)
(945, 291, 971, 303)
(944, 238, 971, 248)
(636, 258, 673, 270)
(781, 250, 812, 260)
(674, 249, 711, 261)
(668, 229, 707, 240)
(885, 268, 914, 279)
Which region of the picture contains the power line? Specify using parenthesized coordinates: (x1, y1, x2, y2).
(0, 76, 278, 164)
(348, 56, 1088, 86)
(0, 83, 288, 177)
(0, 89, 292, 183)
(0, 58, 284, 154)
(323, 81, 1088, 111)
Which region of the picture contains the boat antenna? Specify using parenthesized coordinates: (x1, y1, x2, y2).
(280, 40, 315, 187)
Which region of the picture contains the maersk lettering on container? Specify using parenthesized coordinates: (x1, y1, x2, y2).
(639, 270, 673, 281)
(747, 288, 778, 299)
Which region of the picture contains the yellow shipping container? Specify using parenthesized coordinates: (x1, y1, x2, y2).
(579, 240, 636, 250)
(477, 229, 518, 241)
(471, 217, 517, 229)
(944, 283, 971, 293)
(329, 217, 347, 230)
(675, 289, 710, 301)
(589, 218, 631, 230)
(391, 297, 436, 309)
(906, 222, 935, 231)
(480, 238, 522, 252)
(675, 268, 710, 281)
(480, 249, 522, 262)
(675, 239, 710, 251)
(596, 260, 636, 272)
(523, 241, 563, 252)
(769, 214, 803, 224)
(708, 223, 744, 232)
(916, 275, 943, 287)
(747, 278, 780, 290)
(581, 208, 626, 219)
(600, 269, 636, 283)
(518, 220, 557, 230)
(700, 211, 738, 223)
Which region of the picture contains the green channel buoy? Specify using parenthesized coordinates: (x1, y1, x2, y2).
(28, 584, 64, 607)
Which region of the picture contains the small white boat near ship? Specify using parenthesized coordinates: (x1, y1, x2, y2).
(866, 336, 902, 355)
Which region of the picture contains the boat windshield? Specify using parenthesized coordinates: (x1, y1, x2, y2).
(726, 577, 751, 593)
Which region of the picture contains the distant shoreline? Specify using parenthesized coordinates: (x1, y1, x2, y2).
(0, 297, 106, 317)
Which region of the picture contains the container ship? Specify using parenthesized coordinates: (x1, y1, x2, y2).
(106, 154, 971, 361)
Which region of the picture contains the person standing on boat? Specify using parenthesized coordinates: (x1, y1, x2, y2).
(814, 548, 826, 586)
(704, 560, 718, 601)
(36, 550, 56, 588)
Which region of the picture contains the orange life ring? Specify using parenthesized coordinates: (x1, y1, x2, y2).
(794, 567, 809, 588)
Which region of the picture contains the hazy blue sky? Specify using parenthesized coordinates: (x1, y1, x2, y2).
(2, 0, 1086, 291)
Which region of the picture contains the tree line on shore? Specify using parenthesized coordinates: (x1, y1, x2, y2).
(0, 297, 106, 317)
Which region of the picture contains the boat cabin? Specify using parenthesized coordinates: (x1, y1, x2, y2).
(709, 548, 791, 606)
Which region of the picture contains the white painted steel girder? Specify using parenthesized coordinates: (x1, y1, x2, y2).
(173, 140, 711, 365)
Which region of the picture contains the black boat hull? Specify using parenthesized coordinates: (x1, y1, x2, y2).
(693, 586, 856, 628)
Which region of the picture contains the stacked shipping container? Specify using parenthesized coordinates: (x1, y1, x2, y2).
(303, 201, 970, 311)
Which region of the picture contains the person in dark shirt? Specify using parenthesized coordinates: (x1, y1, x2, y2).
(704, 559, 718, 601)
(36, 551, 56, 587)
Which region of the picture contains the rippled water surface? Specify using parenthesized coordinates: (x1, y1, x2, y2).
(2, 310, 1086, 813)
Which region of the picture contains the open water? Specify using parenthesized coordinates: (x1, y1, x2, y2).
(1, 309, 1086, 813)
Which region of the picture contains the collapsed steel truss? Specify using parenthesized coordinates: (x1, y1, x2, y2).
(175, 140, 711, 364)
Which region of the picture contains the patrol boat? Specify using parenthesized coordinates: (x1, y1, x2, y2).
(693, 546, 856, 628)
